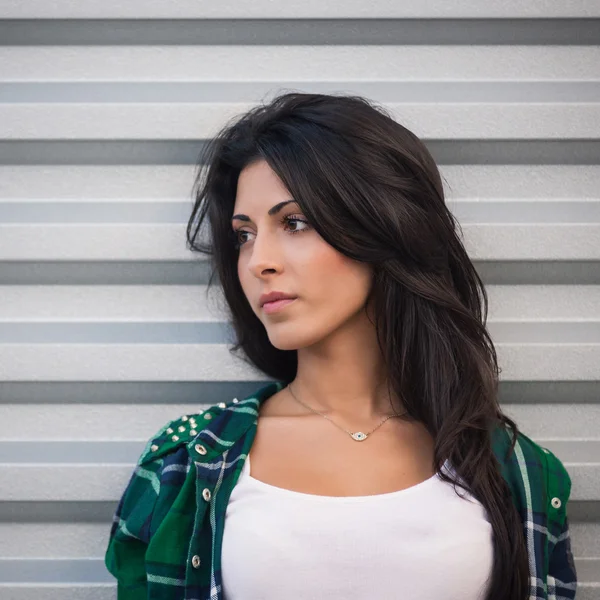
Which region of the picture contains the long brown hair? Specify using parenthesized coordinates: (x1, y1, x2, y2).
(186, 91, 528, 600)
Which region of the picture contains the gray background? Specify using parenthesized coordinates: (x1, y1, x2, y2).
(0, 1, 598, 598)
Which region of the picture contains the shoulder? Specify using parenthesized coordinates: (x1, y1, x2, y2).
(517, 429, 572, 514)
(493, 423, 572, 524)
(137, 397, 241, 466)
(512, 428, 571, 497)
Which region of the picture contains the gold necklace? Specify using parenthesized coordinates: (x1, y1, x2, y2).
(286, 382, 406, 442)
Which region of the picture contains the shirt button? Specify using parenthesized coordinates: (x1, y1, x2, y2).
(191, 555, 201, 569)
(551, 497, 562, 509)
(195, 443, 207, 455)
(202, 488, 211, 502)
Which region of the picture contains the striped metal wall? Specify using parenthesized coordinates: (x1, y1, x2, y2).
(0, 2, 598, 598)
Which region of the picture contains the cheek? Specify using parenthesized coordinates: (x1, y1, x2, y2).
(307, 248, 373, 315)
(281, 259, 372, 350)
(236, 260, 255, 312)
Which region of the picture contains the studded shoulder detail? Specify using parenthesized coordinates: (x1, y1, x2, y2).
(138, 397, 241, 465)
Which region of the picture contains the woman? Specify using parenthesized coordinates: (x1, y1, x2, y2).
(105, 92, 576, 600)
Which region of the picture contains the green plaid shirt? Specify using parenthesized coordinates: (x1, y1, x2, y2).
(105, 381, 577, 600)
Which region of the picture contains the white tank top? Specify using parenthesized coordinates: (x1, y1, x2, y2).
(222, 453, 494, 600)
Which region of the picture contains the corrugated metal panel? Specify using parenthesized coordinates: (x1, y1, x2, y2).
(0, 3, 598, 598)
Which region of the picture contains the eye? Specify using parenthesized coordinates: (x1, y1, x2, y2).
(232, 214, 311, 249)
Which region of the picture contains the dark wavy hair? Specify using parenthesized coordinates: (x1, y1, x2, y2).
(186, 90, 528, 600)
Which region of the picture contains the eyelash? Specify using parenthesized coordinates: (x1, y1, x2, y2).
(232, 215, 310, 249)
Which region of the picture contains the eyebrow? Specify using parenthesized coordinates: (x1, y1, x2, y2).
(231, 199, 298, 223)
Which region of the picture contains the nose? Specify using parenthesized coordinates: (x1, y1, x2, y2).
(245, 229, 283, 277)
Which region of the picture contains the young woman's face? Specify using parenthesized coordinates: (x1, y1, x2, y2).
(232, 159, 374, 351)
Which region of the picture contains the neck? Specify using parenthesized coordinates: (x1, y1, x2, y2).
(285, 379, 405, 421)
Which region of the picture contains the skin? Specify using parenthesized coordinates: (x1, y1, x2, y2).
(231, 159, 436, 496)
(232, 158, 401, 422)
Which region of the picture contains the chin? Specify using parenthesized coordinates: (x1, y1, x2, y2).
(266, 328, 324, 352)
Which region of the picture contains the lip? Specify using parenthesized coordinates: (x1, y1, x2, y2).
(259, 291, 297, 307)
(262, 297, 297, 314)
